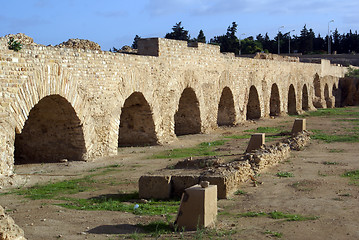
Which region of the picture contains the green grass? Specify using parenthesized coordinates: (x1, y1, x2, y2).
(239, 211, 318, 221)
(15, 176, 95, 200)
(276, 172, 294, 178)
(244, 127, 282, 133)
(323, 161, 339, 165)
(234, 190, 247, 195)
(137, 220, 172, 237)
(342, 170, 359, 186)
(304, 107, 359, 117)
(328, 149, 345, 153)
(151, 140, 227, 159)
(264, 230, 283, 238)
(57, 193, 180, 215)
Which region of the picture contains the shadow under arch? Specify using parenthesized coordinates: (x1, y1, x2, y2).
(174, 87, 201, 136)
(14, 94, 86, 164)
(302, 84, 309, 111)
(247, 85, 261, 120)
(118, 92, 158, 147)
(288, 84, 297, 115)
(269, 83, 281, 117)
(217, 87, 236, 126)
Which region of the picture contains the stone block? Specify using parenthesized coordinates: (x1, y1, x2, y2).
(175, 184, 217, 231)
(246, 133, 265, 153)
(201, 173, 239, 199)
(171, 175, 200, 197)
(138, 175, 171, 199)
(291, 118, 306, 134)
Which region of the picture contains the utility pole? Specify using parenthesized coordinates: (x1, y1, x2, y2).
(278, 26, 284, 54)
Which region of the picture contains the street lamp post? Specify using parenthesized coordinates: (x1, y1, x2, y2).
(239, 33, 245, 55)
(278, 26, 284, 54)
(288, 29, 295, 54)
(328, 20, 334, 54)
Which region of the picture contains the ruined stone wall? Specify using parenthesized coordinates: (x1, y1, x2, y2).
(0, 35, 346, 177)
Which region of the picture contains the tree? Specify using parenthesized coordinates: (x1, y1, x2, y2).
(241, 37, 263, 54)
(131, 35, 141, 49)
(165, 22, 189, 41)
(210, 22, 240, 54)
(197, 30, 206, 43)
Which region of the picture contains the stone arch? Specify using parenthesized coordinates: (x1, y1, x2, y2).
(288, 84, 297, 115)
(247, 85, 261, 120)
(14, 94, 86, 164)
(217, 87, 236, 126)
(324, 83, 332, 108)
(302, 84, 309, 111)
(269, 83, 280, 117)
(118, 92, 158, 146)
(174, 88, 201, 136)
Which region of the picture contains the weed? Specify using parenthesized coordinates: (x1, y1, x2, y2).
(137, 220, 172, 237)
(345, 66, 359, 77)
(342, 170, 359, 186)
(264, 230, 283, 238)
(239, 211, 318, 221)
(328, 149, 345, 153)
(323, 161, 339, 165)
(234, 190, 247, 195)
(291, 181, 313, 192)
(239, 211, 267, 217)
(318, 171, 328, 177)
(8, 37, 22, 52)
(276, 172, 294, 178)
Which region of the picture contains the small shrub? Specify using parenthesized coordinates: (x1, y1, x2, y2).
(8, 37, 22, 52)
(276, 172, 294, 178)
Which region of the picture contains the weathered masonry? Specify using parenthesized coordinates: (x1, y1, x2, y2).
(0, 34, 345, 177)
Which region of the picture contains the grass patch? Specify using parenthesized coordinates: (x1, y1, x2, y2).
(323, 161, 339, 165)
(342, 170, 359, 186)
(244, 127, 282, 133)
(137, 220, 172, 237)
(151, 140, 227, 159)
(311, 129, 359, 143)
(57, 193, 180, 215)
(276, 172, 294, 178)
(15, 176, 95, 200)
(305, 107, 359, 117)
(239, 211, 318, 221)
(328, 149, 345, 153)
(234, 190, 247, 195)
(264, 230, 283, 238)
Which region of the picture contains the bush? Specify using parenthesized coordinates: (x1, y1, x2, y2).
(8, 37, 22, 52)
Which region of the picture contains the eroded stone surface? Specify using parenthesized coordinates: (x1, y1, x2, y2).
(0, 205, 26, 240)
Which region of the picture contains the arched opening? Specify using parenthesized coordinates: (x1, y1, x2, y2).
(246, 86, 261, 120)
(174, 88, 201, 136)
(14, 95, 86, 164)
(288, 84, 297, 115)
(217, 87, 236, 126)
(118, 92, 158, 146)
(269, 84, 280, 117)
(324, 83, 332, 108)
(302, 84, 309, 111)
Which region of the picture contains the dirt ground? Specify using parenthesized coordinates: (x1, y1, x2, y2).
(1, 110, 359, 240)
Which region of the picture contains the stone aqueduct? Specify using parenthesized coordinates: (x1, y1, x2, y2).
(0, 35, 346, 178)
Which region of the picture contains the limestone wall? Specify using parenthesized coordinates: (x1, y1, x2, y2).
(0, 34, 346, 177)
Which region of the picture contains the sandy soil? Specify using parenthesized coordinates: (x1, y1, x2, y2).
(1, 112, 359, 240)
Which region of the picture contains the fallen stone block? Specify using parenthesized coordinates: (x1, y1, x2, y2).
(138, 175, 171, 199)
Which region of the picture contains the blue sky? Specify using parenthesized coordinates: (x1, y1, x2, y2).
(1, 0, 358, 51)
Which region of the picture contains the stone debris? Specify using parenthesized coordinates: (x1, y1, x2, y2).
(4, 33, 35, 46)
(139, 131, 311, 199)
(55, 38, 101, 51)
(0, 205, 26, 240)
(254, 52, 299, 62)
